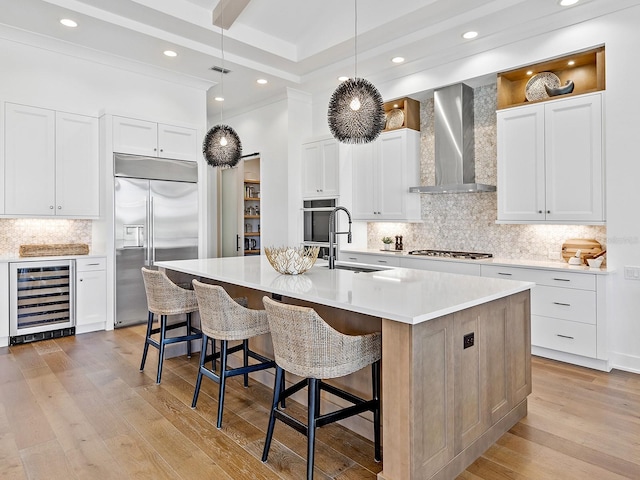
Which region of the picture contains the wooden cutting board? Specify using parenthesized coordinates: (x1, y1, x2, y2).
(561, 239, 602, 263)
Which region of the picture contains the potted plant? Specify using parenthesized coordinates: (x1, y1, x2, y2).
(382, 236, 393, 250)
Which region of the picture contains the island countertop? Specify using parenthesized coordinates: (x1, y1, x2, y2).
(155, 256, 533, 325)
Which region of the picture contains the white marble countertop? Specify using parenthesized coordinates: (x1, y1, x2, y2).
(341, 248, 613, 274)
(0, 253, 106, 263)
(155, 256, 533, 325)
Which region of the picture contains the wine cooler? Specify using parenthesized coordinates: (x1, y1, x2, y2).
(10, 260, 75, 345)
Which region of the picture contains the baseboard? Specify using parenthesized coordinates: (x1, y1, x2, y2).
(531, 346, 611, 372)
(608, 351, 640, 374)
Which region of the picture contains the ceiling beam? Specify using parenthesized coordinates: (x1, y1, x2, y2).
(212, 0, 251, 29)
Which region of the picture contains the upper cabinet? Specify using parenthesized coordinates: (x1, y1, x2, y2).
(4, 103, 99, 217)
(352, 129, 421, 221)
(113, 116, 197, 161)
(301, 137, 339, 198)
(497, 92, 604, 224)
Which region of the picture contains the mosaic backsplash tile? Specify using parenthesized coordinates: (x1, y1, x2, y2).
(0, 219, 92, 256)
(368, 83, 606, 260)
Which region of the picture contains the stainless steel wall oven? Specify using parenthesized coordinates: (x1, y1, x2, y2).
(10, 260, 75, 345)
(302, 198, 336, 258)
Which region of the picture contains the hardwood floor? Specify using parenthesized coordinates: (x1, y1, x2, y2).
(1, 325, 639, 479)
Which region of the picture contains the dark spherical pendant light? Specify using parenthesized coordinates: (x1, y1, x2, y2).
(203, 124, 242, 167)
(327, 0, 385, 144)
(203, 3, 242, 168)
(328, 77, 385, 144)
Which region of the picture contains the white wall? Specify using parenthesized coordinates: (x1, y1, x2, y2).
(224, 89, 312, 249)
(305, 6, 640, 373)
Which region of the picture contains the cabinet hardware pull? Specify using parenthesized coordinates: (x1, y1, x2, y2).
(58, 206, 62, 209)
(348, 257, 357, 260)
(556, 334, 574, 339)
(553, 302, 571, 307)
(538, 210, 543, 214)
(547, 210, 551, 214)
(50, 205, 54, 209)
(498, 272, 512, 276)
(86, 263, 99, 266)
(79, 278, 83, 282)
(552, 278, 570, 282)
(378, 260, 388, 263)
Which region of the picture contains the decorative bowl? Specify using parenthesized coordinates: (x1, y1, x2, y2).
(264, 246, 320, 275)
(586, 257, 604, 268)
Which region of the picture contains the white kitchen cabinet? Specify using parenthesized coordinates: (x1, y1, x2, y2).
(352, 129, 421, 221)
(497, 92, 604, 223)
(481, 264, 608, 371)
(75, 257, 107, 333)
(400, 257, 482, 276)
(4, 103, 99, 217)
(113, 116, 197, 161)
(301, 137, 339, 198)
(340, 252, 401, 267)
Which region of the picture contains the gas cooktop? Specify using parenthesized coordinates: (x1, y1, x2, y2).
(408, 249, 493, 260)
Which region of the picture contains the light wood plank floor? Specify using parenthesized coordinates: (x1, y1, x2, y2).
(1, 325, 639, 479)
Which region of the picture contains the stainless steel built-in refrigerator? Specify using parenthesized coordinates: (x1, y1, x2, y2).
(114, 153, 198, 327)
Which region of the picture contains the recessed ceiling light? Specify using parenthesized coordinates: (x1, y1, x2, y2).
(163, 50, 178, 57)
(526, 70, 534, 75)
(391, 56, 405, 64)
(462, 31, 478, 40)
(559, 0, 579, 6)
(214, 97, 224, 102)
(257, 78, 268, 85)
(60, 18, 77, 28)
(393, 104, 399, 108)
(567, 60, 575, 66)
(338, 76, 349, 82)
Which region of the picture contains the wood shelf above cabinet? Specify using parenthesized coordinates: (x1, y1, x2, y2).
(244, 215, 260, 219)
(244, 179, 260, 184)
(244, 232, 260, 236)
(383, 97, 420, 132)
(497, 46, 605, 110)
(244, 197, 260, 201)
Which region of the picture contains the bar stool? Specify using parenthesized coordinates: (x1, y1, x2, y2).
(140, 267, 202, 384)
(191, 280, 276, 429)
(261, 296, 381, 480)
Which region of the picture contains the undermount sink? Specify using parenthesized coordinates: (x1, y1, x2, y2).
(327, 264, 388, 273)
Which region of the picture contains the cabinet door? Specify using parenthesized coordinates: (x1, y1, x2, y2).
(545, 93, 604, 222)
(55, 112, 99, 217)
(76, 269, 107, 326)
(377, 131, 406, 219)
(113, 116, 158, 156)
(320, 139, 339, 197)
(301, 142, 322, 197)
(497, 106, 545, 221)
(158, 123, 197, 161)
(352, 141, 377, 219)
(4, 103, 56, 215)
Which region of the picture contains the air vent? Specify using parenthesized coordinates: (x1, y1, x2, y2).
(210, 65, 231, 74)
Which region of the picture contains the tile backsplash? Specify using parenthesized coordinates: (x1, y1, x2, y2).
(368, 83, 606, 260)
(0, 219, 92, 256)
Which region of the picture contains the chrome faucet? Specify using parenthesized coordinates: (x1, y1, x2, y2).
(328, 206, 352, 269)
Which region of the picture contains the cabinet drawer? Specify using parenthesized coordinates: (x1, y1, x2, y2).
(400, 257, 481, 276)
(76, 257, 106, 272)
(341, 253, 401, 267)
(532, 286, 596, 324)
(531, 315, 596, 358)
(481, 265, 595, 290)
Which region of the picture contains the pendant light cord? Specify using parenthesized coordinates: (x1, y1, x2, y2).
(354, 0, 357, 79)
(220, 0, 225, 124)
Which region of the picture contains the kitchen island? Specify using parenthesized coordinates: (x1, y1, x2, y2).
(156, 256, 533, 480)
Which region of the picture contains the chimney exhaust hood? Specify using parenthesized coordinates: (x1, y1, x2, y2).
(409, 83, 496, 194)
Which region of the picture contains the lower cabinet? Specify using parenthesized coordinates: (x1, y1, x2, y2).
(76, 257, 107, 333)
(340, 252, 401, 267)
(400, 257, 481, 276)
(481, 264, 608, 370)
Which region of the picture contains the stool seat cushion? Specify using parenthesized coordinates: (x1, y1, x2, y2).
(263, 296, 381, 379)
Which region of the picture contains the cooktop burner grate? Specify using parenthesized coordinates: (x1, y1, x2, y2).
(408, 249, 493, 260)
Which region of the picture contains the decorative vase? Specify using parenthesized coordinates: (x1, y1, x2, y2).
(383, 244, 391, 250)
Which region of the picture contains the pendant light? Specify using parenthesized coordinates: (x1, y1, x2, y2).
(328, 0, 385, 144)
(203, 2, 242, 167)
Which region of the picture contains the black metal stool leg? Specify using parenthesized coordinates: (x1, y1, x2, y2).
(307, 378, 318, 480)
(243, 339, 249, 387)
(186, 312, 192, 358)
(191, 334, 208, 408)
(140, 311, 154, 371)
(211, 338, 217, 372)
(262, 365, 283, 463)
(156, 315, 167, 384)
(372, 360, 381, 462)
(216, 340, 229, 429)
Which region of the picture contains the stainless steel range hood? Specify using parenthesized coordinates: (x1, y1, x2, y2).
(410, 83, 496, 193)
